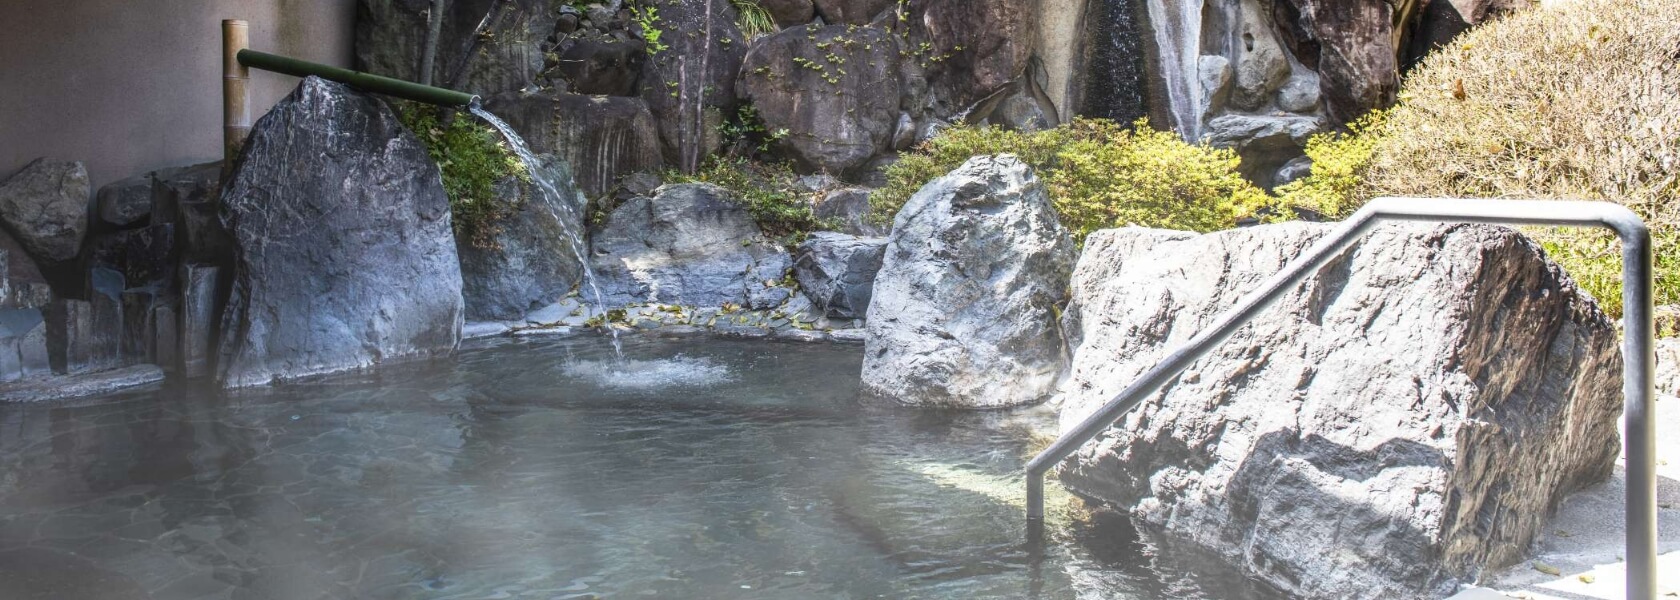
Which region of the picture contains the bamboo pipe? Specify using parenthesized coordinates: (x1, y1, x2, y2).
(223, 20, 250, 161)
(236, 50, 480, 107)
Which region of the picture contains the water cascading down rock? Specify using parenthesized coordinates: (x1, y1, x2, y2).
(1054, 223, 1623, 598)
(862, 155, 1075, 408)
(216, 77, 464, 388)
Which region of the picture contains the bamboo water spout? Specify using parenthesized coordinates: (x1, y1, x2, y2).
(236, 49, 481, 108)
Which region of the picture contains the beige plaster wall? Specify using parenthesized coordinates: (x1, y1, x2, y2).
(0, 0, 358, 189)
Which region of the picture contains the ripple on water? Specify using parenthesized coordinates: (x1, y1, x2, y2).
(559, 355, 734, 389)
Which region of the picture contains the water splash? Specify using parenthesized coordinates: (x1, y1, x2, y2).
(469, 102, 623, 358)
(1145, 0, 1205, 140)
(561, 355, 734, 390)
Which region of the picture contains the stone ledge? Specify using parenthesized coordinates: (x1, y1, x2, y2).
(0, 364, 165, 403)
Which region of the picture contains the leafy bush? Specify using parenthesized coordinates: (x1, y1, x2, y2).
(397, 103, 527, 249)
(1274, 109, 1389, 220)
(1048, 122, 1273, 240)
(1279, 0, 1679, 313)
(665, 157, 834, 244)
(871, 118, 1272, 241)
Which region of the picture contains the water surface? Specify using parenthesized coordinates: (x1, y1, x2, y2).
(0, 335, 1274, 599)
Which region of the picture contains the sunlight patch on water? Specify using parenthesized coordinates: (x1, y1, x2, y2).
(560, 355, 734, 390)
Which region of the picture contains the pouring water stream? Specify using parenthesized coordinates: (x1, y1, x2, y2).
(470, 102, 624, 359)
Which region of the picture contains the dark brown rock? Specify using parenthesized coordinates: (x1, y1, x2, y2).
(813, 0, 894, 24)
(552, 35, 645, 96)
(917, 0, 1037, 112)
(483, 92, 664, 197)
(1282, 0, 1403, 121)
(637, 0, 748, 168)
(737, 24, 902, 175)
(760, 0, 816, 27)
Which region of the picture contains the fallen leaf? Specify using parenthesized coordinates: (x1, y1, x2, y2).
(1453, 79, 1468, 100)
(1534, 561, 1562, 576)
(1555, 529, 1574, 538)
(1579, 574, 1596, 584)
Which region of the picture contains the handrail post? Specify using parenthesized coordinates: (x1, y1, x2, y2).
(1612, 215, 1656, 600)
(1026, 198, 1657, 600)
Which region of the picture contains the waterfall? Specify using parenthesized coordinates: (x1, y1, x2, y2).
(1083, 0, 1152, 124)
(469, 103, 624, 358)
(1145, 0, 1205, 140)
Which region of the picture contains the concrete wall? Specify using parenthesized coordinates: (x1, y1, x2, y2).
(0, 0, 359, 189)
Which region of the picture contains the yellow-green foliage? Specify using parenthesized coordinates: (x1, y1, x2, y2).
(871, 118, 1272, 241)
(397, 103, 527, 249)
(1274, 109, 1390, 219)
(1048, 122, 1273, 240)
(1280, 0, 1679, 313)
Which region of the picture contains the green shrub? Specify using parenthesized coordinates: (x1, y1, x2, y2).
(1048, 122, 1273, 240)
(396, 103, 527, 249)
(1274, 109, 1389, 220)
(665, 157, 834, 245)
(1280, 0, 1679, 314)
(871, 118, 1273, 241)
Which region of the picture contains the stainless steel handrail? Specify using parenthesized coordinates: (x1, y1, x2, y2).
(1025, 197, 1657, 599)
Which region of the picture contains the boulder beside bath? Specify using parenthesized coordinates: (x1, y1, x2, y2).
(590, 183, 793, 309)
(862, 155, 1075, 408)
(216, 77, 463, 388)
(1055, 222, 1623, 599)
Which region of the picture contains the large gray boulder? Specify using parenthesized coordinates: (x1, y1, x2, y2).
(794, 232, 885, 319)
(590, 183, 792, 309)
(457, 155, 586, 321)
(737, 24, 902, 176)
(862, 155, 1075, 408)
(216, 77, 463, 388)
(1054, 222, 1623, 599)
(0, 158, 89, 264)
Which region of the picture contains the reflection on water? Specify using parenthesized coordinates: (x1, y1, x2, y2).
(0, 336, 1277, 599)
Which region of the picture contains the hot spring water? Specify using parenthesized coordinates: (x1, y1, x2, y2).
(0, 336, 1278, 599)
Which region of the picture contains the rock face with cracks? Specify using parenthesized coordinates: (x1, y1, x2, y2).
(1054, 222, 1623, 599)
(590, 183, 793, 309)
(862, 155, 1075, 408)
(216, 77, 463, 388)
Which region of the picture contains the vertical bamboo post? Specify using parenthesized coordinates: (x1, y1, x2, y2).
(223, 20, 250, 161)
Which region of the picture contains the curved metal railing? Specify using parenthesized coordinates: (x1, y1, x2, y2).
(1025, 197, 1657, 599)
